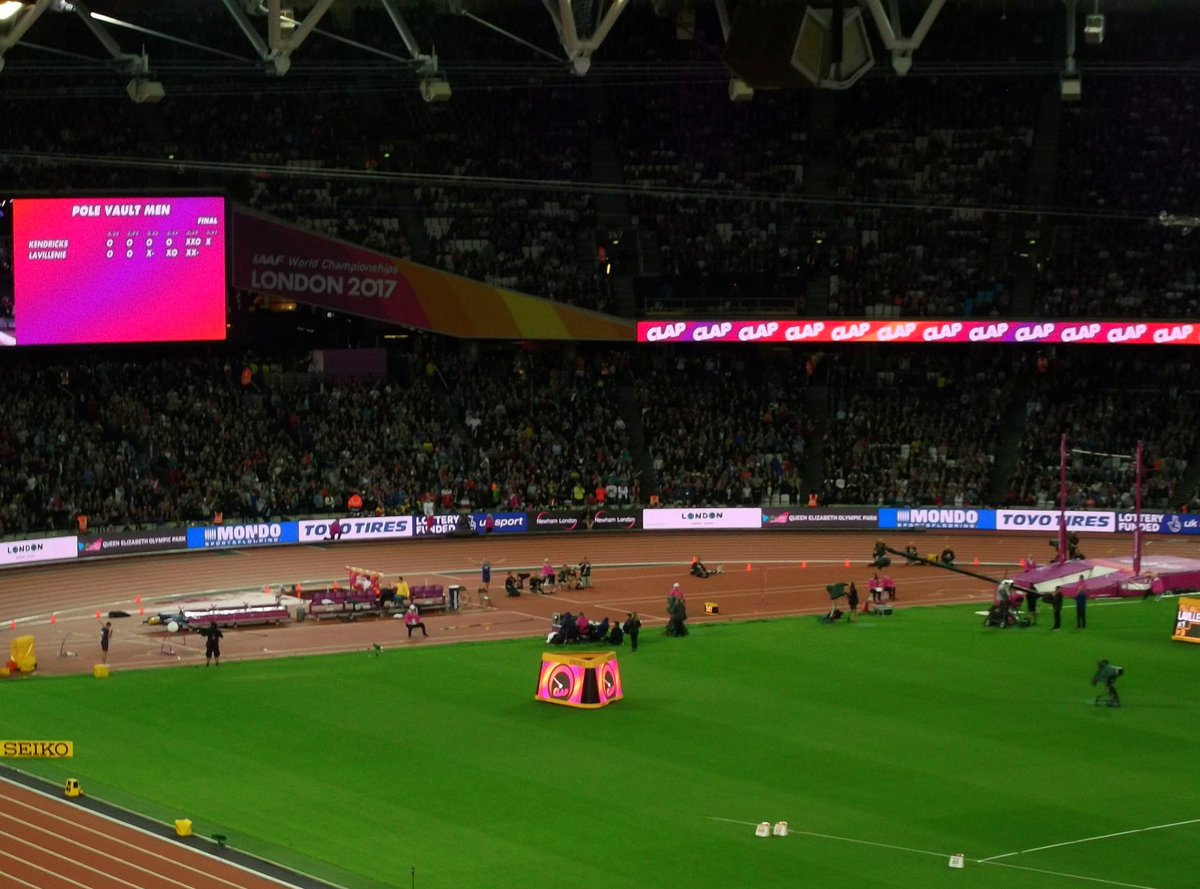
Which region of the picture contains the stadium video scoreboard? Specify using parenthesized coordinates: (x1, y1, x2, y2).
(2, 195, 227, 346)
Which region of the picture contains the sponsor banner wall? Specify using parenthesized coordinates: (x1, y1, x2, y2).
(1115, 512, 1200, 535)
(0, 535, 78, 566)
(78, 529, 187, 558)
(760, 507, 879, 530)
(466, 512, 528, 535)
(412, 514, 472, 537)
(879, 508, 996, 531)
(297, 516, 412, 543)
(637, 319, 1200, 346)
(995, 509, 1115, 533)
(1172, 596, 1200, 644)
(528, 509, 642, 532)
(642, 508, 762, 531)
(186, 522, 299, 549)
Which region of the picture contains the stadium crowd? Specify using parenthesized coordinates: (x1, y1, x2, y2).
(0, 345, 641, 536)
(2, 341, 1197, 538)
(820, 350, 1013, 507)
(640, 351, 810, 507)
(1005, 351, 1198, 509)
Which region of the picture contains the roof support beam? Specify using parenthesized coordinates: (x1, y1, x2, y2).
(220, 0, 334, 75)
(379, 0, 437, 73)
(263, 0, 335, 75)
(862, 0, 947, 74)
(71, 0, 126, 61)
(553, 0, 629, 75)
(219, 0, 270, 60)
(0, 0, 55, 71)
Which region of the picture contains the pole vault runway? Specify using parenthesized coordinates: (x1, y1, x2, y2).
(0, 529, 1176, 888)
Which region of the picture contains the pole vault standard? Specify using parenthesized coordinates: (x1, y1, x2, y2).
(1064, 438, 1142, 570)
(1058, 433, 1069, 565)
(1134, 440, 1144, 575)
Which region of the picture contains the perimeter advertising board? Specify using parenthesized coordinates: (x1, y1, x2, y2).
(466, 512, 528, 535)
(1115, 512, 1200, 535)
(412, 514, 472, 537)
(642, 508, 762, 530)
(529, 509, 642, 533)
(995, 509, 1115, 533)
(77, 529, 188, 558)
(0, 535, 78, 566)
(1171, 596, 1200, 644)
(186, 522, 299, 549)
(297, 517, 412, 542)
(760, 508, 878, 530)
(879, 508, 995, 531)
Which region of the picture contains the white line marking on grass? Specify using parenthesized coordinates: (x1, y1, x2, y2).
(707, 817, 949, 859)
(979, 818, 1200, 861)
(710, 816, 1177, 889)
(979, 859, 1167, 889)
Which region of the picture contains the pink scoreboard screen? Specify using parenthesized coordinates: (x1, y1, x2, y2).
(4, 195, 226, 346)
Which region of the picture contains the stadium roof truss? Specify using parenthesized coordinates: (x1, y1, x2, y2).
(0, 0, 637, 99)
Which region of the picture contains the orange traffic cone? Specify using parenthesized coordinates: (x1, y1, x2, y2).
(801, 561, 808, 569)
(95, 611, 101, 620)
(50, 613, 57, 624)
(972, 557, 980, 567)
(745, 563, 752, 572)
(844, 560, 851, 568)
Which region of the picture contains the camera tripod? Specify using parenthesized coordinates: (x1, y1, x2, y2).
(1094, 681, 1121, 708)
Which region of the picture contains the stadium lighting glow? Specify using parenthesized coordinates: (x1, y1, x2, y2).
(0, 1, 26, 22)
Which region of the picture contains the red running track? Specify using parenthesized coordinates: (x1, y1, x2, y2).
(0, 776, 318, 889)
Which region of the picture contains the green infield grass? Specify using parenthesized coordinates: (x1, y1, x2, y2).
(2, 599, 1197, 889)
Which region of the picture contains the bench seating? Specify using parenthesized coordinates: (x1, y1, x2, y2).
(408, 584, 447, 610)
(178, 605, 291, 628)
(305, 587, 382, 621)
